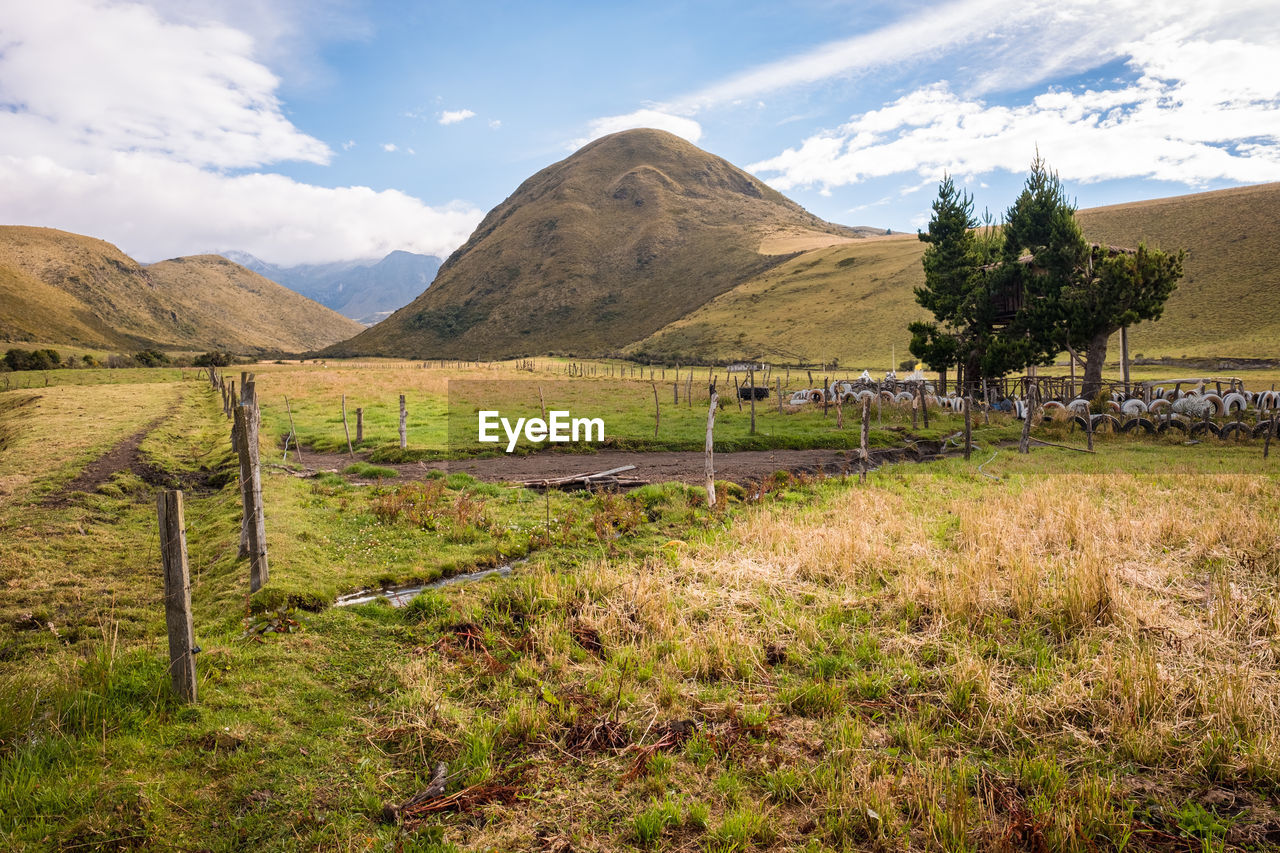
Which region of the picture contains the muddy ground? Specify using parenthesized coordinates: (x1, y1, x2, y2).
(300, 444, 944, 487)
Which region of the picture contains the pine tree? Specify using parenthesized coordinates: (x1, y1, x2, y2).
(1066, 244, 1184, 396)
(908, 156, 1182, 398)
(912, 174, 979, 392)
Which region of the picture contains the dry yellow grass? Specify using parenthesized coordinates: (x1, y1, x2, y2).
(389, 451, 1280, 850)
(757, 229, 865, 255)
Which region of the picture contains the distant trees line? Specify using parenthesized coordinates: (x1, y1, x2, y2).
(2, 347, 249, 372)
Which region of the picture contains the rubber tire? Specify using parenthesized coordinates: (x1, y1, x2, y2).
(1218, 421, 1250, 441)
(1090, 413, 1120, 433)
(1189, 421, 1220, 437)
(1157, 419, 1188, 433)
(1120, 417, 1155, 434)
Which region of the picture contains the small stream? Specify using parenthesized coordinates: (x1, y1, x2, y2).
(333, 564, 514, 608)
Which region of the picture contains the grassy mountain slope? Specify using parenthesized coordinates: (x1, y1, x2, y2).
(632, 182, 1280, 367)
(1075, 183, 1280, 359)
(0, 227, 363, 353)
(627, 234, 928, 367)
(324, 128, 863, 359)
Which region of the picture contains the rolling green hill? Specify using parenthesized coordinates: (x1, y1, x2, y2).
(631, 183, 1280, 368)
(0, 227, 363, 354)
(1075, 183, 1280, 359)
(323, 128, 868, 359)
(627, 234, 928, 367)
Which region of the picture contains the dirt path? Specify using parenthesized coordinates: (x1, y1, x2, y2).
(45, 417, 167, 506)
(301, 443, 943, 487)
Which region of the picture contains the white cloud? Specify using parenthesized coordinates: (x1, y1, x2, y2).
(382, 143, 398, 152)
(489, 119, 502, 130)
(672, 0, 1026, 113)
(0, 0, 330, 170)
(0, 0, 482, 265)
(439, 109, 476, 125)
(571, 109, 704, 149)
(749, 23, 1280, 192)
(0, 152, 482, 265)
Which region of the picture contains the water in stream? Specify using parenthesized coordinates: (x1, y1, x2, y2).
(333, 564, 513, 608)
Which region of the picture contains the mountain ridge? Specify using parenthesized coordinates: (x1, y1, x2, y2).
(0, 226, 362, 353)
(322, 128, 865, 359)
(215, 250, 442, 325)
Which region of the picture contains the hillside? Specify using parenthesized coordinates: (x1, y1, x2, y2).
(1075, 183, 1280, 359)
(324, 128, 864, 359)
(220, 250, 442, 325)
(628, 234, 928, 367)
(0, 227, 363, 353)
(632, 182, 1280, 367)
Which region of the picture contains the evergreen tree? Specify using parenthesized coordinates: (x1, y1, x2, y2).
(909, 156, 1183, 397)
(1065, 243, 1184, 396)
(913, 174, 980, 392)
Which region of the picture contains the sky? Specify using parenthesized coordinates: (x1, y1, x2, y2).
(2, 0, 1278, 266)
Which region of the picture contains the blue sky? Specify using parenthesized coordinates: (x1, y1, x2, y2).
(2, 0, 1278, 265)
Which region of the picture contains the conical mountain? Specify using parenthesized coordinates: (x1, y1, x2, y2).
(325, 128, 866, 359)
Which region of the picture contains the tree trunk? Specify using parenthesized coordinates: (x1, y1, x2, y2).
(962, 352, 981, 399)
(1081, 329, 1111, 399)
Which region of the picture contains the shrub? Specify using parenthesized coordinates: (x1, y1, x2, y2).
(3, 348, 61, 371)
(134, 349, 170, 367)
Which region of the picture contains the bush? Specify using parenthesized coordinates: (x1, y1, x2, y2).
(193, 351, 234, 367)
(134, 349, 170, 367)
(3, 348, 61, 371)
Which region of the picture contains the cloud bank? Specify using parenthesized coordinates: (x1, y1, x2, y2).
(0, 0, 481, 265)
(740, 1, 1280, 191)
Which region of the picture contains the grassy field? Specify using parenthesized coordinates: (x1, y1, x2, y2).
(246, 360, 992, 460)
(2, 363, 1280, 851)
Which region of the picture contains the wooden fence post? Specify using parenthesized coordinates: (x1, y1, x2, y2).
(355, 407, 363, 444)
(777, 378, 783, 413)
(859, 397, 870, 483)
(1265, 407, 1274, 460)
(233, 405, 269, 592)
(651, 382, 660, 439)
(157, 489, 197, 703)
(399, 395, 407, 449)
(1019, 386, 1035, 454)
(748, 368, 756, 434)
(341, 395, 354, 458)
(284, 396, 302, 464)
(705, 381, 718, 508)
(964, 395, 973, 460)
